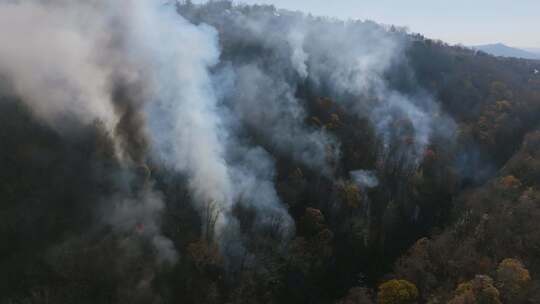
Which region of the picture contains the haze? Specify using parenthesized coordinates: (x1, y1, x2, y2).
(193, 0, 540, 48)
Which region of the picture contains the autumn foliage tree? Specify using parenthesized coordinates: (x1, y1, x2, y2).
(377, 279, 418, 304)
(448, 275, 501, 304)
(496, 258, 531, 298)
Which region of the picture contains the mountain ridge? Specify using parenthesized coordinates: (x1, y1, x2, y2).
(472, 43, 540, 60)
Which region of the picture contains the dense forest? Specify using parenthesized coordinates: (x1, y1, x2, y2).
(1, 1, 540, 303)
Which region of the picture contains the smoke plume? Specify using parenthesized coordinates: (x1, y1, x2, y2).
(0, 0, 298, 263)
(179, 2, 451, 168)
(0, 0, 454, 269)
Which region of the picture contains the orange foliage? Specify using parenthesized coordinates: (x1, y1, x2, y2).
(499, 175, 522, 190)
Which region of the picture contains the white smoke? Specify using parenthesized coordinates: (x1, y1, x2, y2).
(181, 5, 340, 173)
(225, 64, 337, 173)
(301, 18, 436, 163)
(125, 1, 235, 228)
(351, 170, 379, 189)
(0, 0, 296, 255)
(287, 28, 309, 79)
(0, 1, 118, 132)
(0, 0, 453, 266)
(0, 0, 232, 260)
(227, 145, 295, 239)
(179, 3, 446, 167)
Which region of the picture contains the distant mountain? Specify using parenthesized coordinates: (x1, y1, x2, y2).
(472, 43, 540, 60)
(523, 47, 540, 55)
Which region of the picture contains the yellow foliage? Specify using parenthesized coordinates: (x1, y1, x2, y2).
(455, 282, 473, 295)
(377, 279, 418, 304)
(496, 258, 531, 294)
(338, 181, 362, 209)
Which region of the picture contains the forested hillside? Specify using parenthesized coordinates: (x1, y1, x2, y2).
(1, 1, 540, 303)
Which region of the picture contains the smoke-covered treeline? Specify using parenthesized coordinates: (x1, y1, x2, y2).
(1, 1, 540, 303)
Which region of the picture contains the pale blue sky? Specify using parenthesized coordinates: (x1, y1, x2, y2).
(193, 0, 540, 48)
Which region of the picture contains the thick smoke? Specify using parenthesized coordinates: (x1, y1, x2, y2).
(0, 0, 453, 270)
(0, 1, 118, 132)
(126, 0, 237, 236)
(180, 4, 340, 173)
(179, 2, 450, 168)
(225, 64, 337, 173)
(299, 15, 437, 164)
(0, 0, 296, 263)
(123, 1, 294, 248)
(0, 0, 182, 263)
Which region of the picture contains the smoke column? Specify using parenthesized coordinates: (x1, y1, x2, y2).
(0, 0, 296, 260)
(0, 0, 454, 266)
(124, 1, 237, 237)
